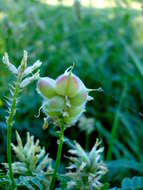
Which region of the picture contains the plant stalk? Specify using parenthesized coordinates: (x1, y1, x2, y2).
(7, 76, 21, 189)
(49, 120, 64, 190)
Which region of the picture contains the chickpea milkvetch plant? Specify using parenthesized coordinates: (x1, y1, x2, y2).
(0, 51, 107, 190)
(37, 64, 107, 190)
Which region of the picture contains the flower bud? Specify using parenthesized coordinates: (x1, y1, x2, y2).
(23, 60, 42, 77)
(19, 50, 27, 74)
(2, 52, 18, 74)
(20, 71, 40, 88)
(55, 72, 81, 98)
(42, 118, 48, 130)
(43, 96, 65, 118)
(37, 77, 57, 99)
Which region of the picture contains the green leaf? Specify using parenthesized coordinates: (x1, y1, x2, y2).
(121, 176, 143, 189)
(17, 176, 35, 190)
(0, 178, 9, 186)
(100, 183, 110, 190)
(30, 177, 43, 190)
(107, 159, 143, 173)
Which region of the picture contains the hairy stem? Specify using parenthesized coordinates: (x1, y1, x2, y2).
(49, 120, 64, 190)
(7, 76, 21, 189)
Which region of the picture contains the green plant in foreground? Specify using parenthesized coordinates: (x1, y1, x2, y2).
(66, 139, 107, 190)
(2, 51, 42, 189)
(37, 65, 95, 189)
(3, 131, 53, 190)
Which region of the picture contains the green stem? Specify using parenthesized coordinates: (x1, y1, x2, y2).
(49, 120, 64, 190)
(107, 82, 127, 160)
(7, 78, 21, 189)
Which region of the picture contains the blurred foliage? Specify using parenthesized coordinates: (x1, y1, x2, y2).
(0, 0, 143, 188)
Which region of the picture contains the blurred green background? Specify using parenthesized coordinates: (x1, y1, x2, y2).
(0, 0, 143, 187)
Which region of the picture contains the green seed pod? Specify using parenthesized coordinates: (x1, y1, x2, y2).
(68, 106, 84, 118)
(70, 89, 88, 107)
(55, 72, 81, 98)
(64, 105, 84, 125)
(43, 96, 65, 118)
(64, 117, 76, 125)
(37, 77, 56, 99)
(64, 114, 81, 125)
(37, 66, 94, 127)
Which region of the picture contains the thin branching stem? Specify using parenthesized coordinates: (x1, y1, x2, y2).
(49, 120, 64, 190)
(7, 75, 22, 189)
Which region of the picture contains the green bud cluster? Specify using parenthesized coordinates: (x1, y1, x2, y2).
(2, 50, 42, 88)
(3, 131, 53, 189)
(66, 139, 107, 189)
(37, 66, 93, 126)
(4, 131, 53, 176)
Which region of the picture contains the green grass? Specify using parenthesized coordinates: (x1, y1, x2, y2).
(0, 0, 143, 188)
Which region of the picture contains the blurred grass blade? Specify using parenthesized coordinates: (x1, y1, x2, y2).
(96, 121, 134, 159)
(122, 39, 143, 77)
(107, 81, 127, 160)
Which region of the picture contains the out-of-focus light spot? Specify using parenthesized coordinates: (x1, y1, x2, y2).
(0, 12, 5, 20)
(41, 0, 73, 6)
(40, 0, 142, 10)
